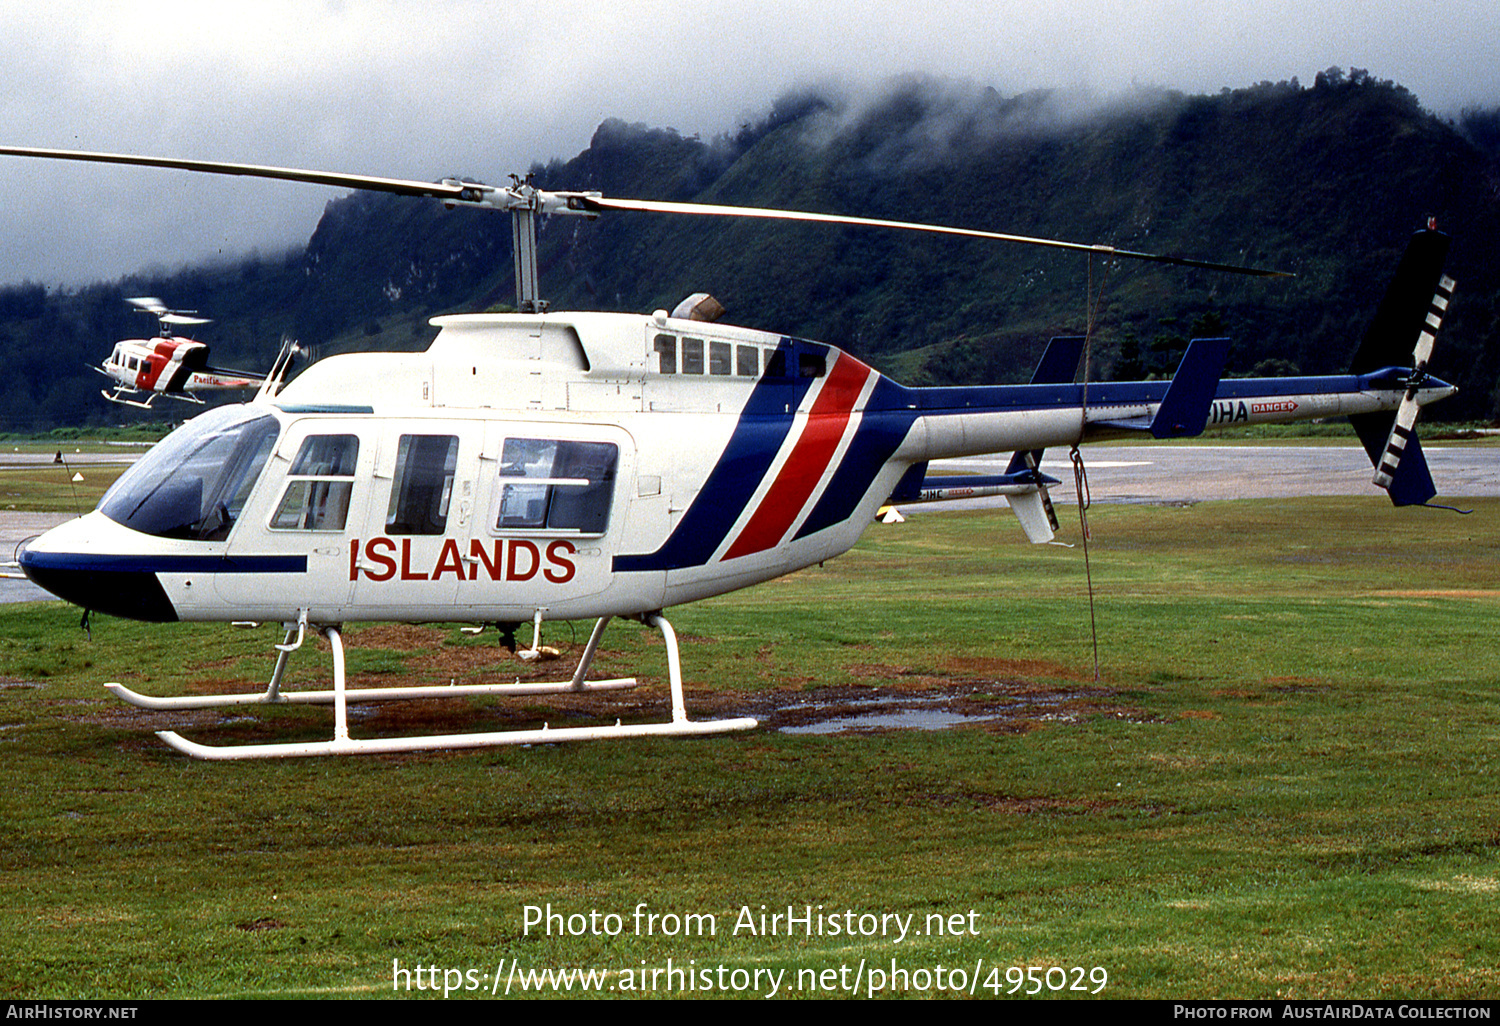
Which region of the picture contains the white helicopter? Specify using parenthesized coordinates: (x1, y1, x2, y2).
(97, 296, 291, 408)
(0, 145, 1459, 760)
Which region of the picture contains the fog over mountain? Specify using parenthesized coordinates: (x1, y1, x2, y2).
(2, 71, 1497, 433)
(2, 1, 1499, 286)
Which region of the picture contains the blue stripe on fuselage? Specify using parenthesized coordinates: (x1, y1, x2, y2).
(18, 551, 308, 574)
(906, 372, 1418, 413)
(794, 375, 919, 540)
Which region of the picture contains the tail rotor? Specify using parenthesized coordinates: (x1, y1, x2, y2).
(1348, 228, 1456, 507)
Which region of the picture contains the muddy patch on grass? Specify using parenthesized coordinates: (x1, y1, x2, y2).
(63, 677, 1134, 746)
(754, 683, 1111, 735)
(235, 917, 287, 932)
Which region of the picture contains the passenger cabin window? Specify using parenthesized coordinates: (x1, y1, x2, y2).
(654, 333, 778, 380)
(497, 438, 618, 535)
(654, 334, 676, 374)
(271, 434, 358, 531)
(653, 332, 796, 381)
(386, 435, 458, 535)
(709, 341, 731, 375)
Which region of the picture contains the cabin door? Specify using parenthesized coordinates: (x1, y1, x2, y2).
(348, 425, 480, 619)
(458, 422, 636, 620)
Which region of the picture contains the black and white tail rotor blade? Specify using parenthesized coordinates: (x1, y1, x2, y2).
(1371, 273, 1456, 493)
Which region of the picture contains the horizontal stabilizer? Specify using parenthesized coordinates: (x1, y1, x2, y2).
(915, 471, 1061, 501)
(908, 470, 1061, 543)
(1150, 337, 1231, 438)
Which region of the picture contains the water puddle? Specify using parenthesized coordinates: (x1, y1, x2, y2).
(771, 687, 1086, 735)
(781, 709, 977, 734)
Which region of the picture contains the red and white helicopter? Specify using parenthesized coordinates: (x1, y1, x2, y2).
(0, 145, 1459, 760)
(97, 296, 285, 408)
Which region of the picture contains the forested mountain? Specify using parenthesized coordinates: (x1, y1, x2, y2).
(2, 70, 1497, 431)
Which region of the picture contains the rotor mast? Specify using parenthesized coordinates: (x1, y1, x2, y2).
(498, 175, 581, 313)
(513, 205, 541, 312)
(417, 170, 607, 312)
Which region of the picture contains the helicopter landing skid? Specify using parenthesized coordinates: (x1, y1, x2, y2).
(100, 388, 160, 409)
(116, 614, 757, 759)
(100, 387, 205, 409)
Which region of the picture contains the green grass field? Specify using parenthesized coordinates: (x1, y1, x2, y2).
(2, 497, 1498, 999)
(0, 444, 132, 512)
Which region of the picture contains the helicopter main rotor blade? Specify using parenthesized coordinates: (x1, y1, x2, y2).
(0, 145, 473, 201)
(126, 295, 209, 326)
(581, 196, 1291, 278)
(0, 144, 1291, 277)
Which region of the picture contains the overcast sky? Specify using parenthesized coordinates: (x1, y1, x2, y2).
(1, 0, 1497, 288)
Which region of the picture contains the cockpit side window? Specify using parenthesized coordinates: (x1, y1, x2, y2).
(99, 405, 279, 541)
(271, 434, 359, 531)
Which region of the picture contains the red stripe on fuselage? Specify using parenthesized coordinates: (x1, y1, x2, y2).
(140, 340, 182, 390)
(721, 354, 873, 561)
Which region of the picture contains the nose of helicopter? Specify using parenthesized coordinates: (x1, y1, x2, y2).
(17, 513, 180, 622)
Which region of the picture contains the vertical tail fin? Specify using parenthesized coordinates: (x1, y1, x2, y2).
(1350, 229, 1450, 375)
(1149, 337, 1231, 439)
